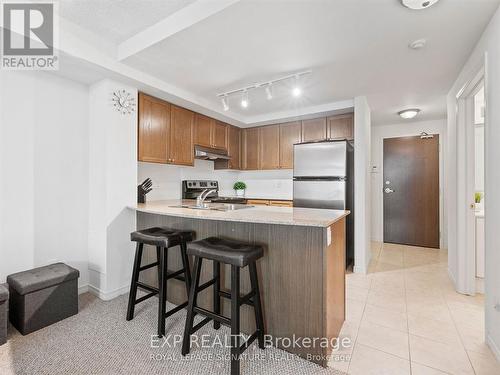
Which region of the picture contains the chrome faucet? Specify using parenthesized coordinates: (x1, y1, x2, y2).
(196, 189, 216, 207)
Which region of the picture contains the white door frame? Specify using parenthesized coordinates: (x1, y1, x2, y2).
(454, 61, 486, 295)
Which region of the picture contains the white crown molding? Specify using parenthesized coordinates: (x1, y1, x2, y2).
(118, 0, 241, 61)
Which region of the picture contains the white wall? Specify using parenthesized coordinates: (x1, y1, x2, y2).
(354, 96, 371, 274)
(138, 160, 293, 200)
(0, 70, 89, 289)
(448, 5, 500, 361)
(370, 119, 447, 249)
(88, 79, 137, 300)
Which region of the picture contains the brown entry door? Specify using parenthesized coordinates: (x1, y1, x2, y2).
(383, 135, 440, 248)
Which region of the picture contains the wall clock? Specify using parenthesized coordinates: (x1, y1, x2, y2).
(112, 90, 135, 114)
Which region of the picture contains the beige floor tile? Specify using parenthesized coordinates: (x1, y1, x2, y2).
(346, 285, 369, 303)
(356, 320, 409, 359)
(411, 362, 450, 374)
(407, 314, 462, 345)
(346, 298, 366, 322)
(456, 324, 490, 355)
(336, 320, 360, 353)
(366, 289, 407, 313)
(374, 261, 405, 273)
(409, 334, 475, 375)
(468, 349, 500, 375)
(348, 343, 410, 375)
(362, 304, 408, 331)
(346, 272, 373, 290)
(406, 300, 453, 323)
(370, 279, 406, 296)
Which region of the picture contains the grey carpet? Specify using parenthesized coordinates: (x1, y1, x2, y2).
(0, 293, 345, 374)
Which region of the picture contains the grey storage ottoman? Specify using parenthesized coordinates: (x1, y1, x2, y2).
(7, 263, 79, 335)
(0, 284, 8, 345)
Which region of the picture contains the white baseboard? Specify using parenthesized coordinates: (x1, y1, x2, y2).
(487, 334, 500, 363)
(87, 284, 129, 301)
(78, 284, 89, 295)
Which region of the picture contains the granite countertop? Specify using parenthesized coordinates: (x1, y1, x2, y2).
(129, 200, 349, 228)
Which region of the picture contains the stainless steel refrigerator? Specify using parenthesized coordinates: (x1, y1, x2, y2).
(293, 140, 354, 267)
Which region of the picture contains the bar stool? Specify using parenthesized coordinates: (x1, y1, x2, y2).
(127, 227, 194, 338)
(181, 237, 265, 375)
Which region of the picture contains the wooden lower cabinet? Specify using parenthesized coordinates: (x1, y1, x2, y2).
(247, 199, 293, 207)
(269, 200, 293, 207)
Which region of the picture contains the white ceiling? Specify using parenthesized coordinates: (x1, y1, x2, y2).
(59, 0, 197, 43)
(58, 0, 500, 126)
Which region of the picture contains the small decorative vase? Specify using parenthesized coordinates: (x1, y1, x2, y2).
(235, 189, 244, 197)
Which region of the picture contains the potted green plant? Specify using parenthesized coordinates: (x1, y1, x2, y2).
(475, 192, 484, 211)
(233, 181, 247, 197)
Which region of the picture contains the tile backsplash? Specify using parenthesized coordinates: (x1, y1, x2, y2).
(138, 160, 293, 201)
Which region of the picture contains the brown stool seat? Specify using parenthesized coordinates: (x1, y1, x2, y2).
(131, 227, 193, 248)
(187, 237, 263, 267)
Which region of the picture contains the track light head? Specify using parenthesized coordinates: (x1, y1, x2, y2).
(241, 90, 249, 108)
(265, 84, 273, 100)
(221, 95, 229, 111)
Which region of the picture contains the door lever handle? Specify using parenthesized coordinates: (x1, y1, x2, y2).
(384, 187, 395, 194)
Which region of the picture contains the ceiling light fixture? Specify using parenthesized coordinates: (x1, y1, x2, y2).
(265, 83, 273, 100)
(398, 108, 421, 119)
(401, 0, 440, 10)
(221, 95, 229, 111)
(216, 70, 311, 110)
(241, 90, 249, 108)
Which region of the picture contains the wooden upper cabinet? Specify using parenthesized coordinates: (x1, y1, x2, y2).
(327, 113, 354, 140)
(279, 121, 302, 169)
(301, 117, 327, 142)
(213, 121, 228, 150)
(194, 114, 213, 148)
(243, 127, 260, 170)
(227, 126, 241, 169)
(169, 105, 194, 166)
(138, 93, 170, 164)
(259, 125, 280, 170)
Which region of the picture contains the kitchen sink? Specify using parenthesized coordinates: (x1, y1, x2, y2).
(169, 203, 253, 211)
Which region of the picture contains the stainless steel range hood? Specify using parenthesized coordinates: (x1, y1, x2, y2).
(194, 145, 231, 160)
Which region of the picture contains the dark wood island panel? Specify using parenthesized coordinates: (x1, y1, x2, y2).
(136, 211, 345, 366)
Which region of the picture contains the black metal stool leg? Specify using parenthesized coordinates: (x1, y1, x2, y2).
(182, 257, 202, 356)
(126, 243, 143, 321)
(230, 265, 241, 375)
(156, 247, 161, 289)
(249, 262, 265, 349)
(157, 246, 168, 337)
(180, 241, 191, 295)
(213, 261, 221, 330)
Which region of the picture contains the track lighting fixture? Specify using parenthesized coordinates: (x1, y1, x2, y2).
(216, 70, 311, 111)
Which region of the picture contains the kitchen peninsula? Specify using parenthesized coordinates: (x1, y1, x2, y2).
(130, 200, 349, 366)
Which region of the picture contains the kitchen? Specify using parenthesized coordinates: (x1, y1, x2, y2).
(2, 1, 500, 374)
(132, 91, 355, 368)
